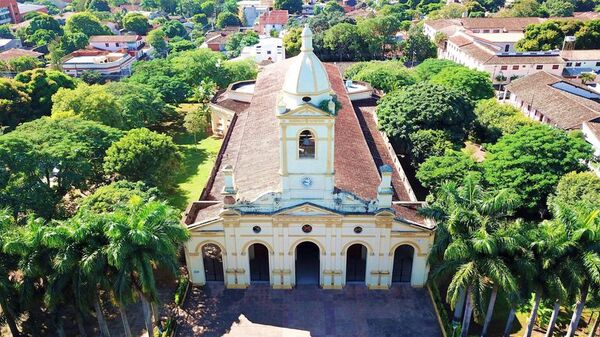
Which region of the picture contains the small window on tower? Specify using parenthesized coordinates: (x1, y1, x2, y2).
(299, 130, 315, 159)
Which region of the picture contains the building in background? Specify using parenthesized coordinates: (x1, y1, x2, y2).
(234, 36, 285, 63)
(0, 38, 21, 52)
(561, 49, 600, 77)
(61, 49, 135, 79)
(17, 3, 47, 17)
(0, 0, 20, 24)
(239, 0, 269, 27)
(204, 27, 240, 52)
(255, 9, 287, 35)
(0, 47, 42, 61)
(89, 35, 147, 59)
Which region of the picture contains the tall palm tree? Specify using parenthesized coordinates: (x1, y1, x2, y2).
(421, 176, 520, 337)
(558, 207, 600, 337)
(105, 197, 190, 336)
(522, 218, 575, 337)
(0, 209, 22, 337)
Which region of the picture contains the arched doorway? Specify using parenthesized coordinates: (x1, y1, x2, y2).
(202, 243, 224, 282)
(392, 245, 414, 283)
(249, 243, 269, 283)
(346, 244, 367, 283)
(295, 242, 320, 285)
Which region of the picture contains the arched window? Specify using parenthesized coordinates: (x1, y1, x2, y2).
(298, 130, 315, 158)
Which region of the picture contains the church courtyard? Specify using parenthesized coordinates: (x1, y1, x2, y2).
(175, 284, 443, 337)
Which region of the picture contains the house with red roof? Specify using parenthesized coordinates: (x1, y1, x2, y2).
(255, 9, 288, 35)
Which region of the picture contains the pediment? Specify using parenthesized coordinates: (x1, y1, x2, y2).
(280, 103, 332, 118)
(274, 203, 342, 217)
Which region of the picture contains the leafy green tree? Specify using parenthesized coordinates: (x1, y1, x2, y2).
(347, 61, 416, 92)
(402, 25, 437, 64)
(376, 82, 475, 147)
(421, 176, 521, 337)
(105, 81, 166, 129)
(547, 171, 600, 212)
(408, 129, 455, 167)
(483, 124, 592, 214)
(184, 104, 210, 142)
(516, 20, 583, 51)
(413, 58, 460, 81)
(323, 23, 364, 62)
(499, 0, 541, 16)
(221, 58, 258, 86)
(191, 13, 208, 27)
(357, 15, 401, 59)
(177, 0, 203, 16)
(78, 180, 159, 214)
(103, 128, 182, 189)
(88, 0, 111, 11)
(26, 29, 58, 46)
(201, 0, 216, 16)
(146, 29, 168, 57)
(416, 149, 479, 190)
(0, 24, 14, 39)
(64, 12, 110, 37)
(26, 14, 62, 36)
(162, 20, 187, 38)
(159, 0, 177, 13)
(169, 37, 197, 52)
(324, 0, 345, 13)
(123, 13, 150, 34)
(128, 59, 191, 102)
(0, 210, 22, 337)
(221, 0, 238, 15)
(542, 0, 575, 16)
(14, 68, 77, 118)
(430, 67, 494, 101)
(428, 3, 467, 19)
(51, 83, 124, 128)
(59, 32, 89, 53)
(216, 11, 241, 28)
(274, 0, 302, 13)
(283, 28, 302, 57)
(104, 198, 189, 335)
(473, 98, 533, 143)
(0, 78, 32, 128)
(225, 31, 259, 58)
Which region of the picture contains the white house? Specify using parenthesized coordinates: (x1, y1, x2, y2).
(62, 50, 135, 78)
(89, 35, 147, 59)
(561, 49, 600, 77)
(184, 25, 435, 290)
(235, 36, 285, 63)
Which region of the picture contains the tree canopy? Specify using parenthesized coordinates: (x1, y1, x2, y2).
(14, 68, 77, 119)
(103, 128, 182, 190)
(547, 171, 600, 212)
(77, 180, 159, 214)
(473, 98, 533, 143)
(216, 11, 241, 28)
(0, 78, 32, 128)
(516, 19, 600, 51)
(429, 67, 494, 101)
(274, 0, 302, 13)
(122, 13, 150, 34)
(64, 12, 110, 37)
(483, 124, 592, 212)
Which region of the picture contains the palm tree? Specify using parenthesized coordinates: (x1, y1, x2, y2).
(522, 219, 574, 337)
(421, 176, 521, 337)
(105, 197, 190, 336)
(558, 207, 600, 337)
(0, 209, 22, 337)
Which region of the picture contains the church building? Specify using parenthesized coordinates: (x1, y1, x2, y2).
(183, 25, 436, 290)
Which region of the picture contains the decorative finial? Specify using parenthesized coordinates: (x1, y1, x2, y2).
(301, 24, 313, 53)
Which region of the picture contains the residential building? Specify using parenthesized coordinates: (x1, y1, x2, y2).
(89, 35, 147, 59)
(423, 17, 544, 40)
(61, 49, 135, 78)
(184, 26, 434, 290)
(239, 0, 269, 27)
(0, 0, 20, 24)
(209, 80, 253, 137)
(255, 9, 288, 35)
(204, 27, 240, 52)
(234, 36, 285, 63)
(0, 38, 21, 52)
(16, 3, 47, 16)
(583, 118, 600, 158)
(442, 31, 564, 84)
(0, 48, 42, 61)
(561, 49, 600, 77)
(503, 71, 600, 155)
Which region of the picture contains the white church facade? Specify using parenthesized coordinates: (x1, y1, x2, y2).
(183, 26, 436, 290)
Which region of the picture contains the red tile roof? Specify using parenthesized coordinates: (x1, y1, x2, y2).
(0, 48, 42, 61)
(259, 9, 288, 25)
(187, 60, 425, 226)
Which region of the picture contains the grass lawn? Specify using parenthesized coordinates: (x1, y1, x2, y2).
(165, 104, 223, 210)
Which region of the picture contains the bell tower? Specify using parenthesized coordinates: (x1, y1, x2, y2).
(277, 25, 337, 201)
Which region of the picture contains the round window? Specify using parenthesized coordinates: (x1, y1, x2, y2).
(302, 96, 312, 102)
(252, 226, 261, 233)
(354, 226, 363, 234)
(301, 224, 313, 233)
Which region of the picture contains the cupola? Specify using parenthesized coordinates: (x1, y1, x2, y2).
(280, 24, 332, 109)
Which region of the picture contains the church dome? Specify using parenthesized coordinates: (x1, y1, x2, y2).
(281, 25, 331, 106)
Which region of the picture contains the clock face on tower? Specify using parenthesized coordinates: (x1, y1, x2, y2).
(301, 176, 312, 188)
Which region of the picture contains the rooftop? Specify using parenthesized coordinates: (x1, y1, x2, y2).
(258, 9, 288, 25)
(17, 3, 47, 13)
(188, 60, 423, 226)
(506, 71, 600, 129)
(584, 117, 600, 140)
(89, 35, 142, 43)
(561, 49, 600, 61)
(0, 48, 42, 61)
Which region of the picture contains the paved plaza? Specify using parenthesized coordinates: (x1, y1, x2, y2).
(175, 284, 443, 337)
